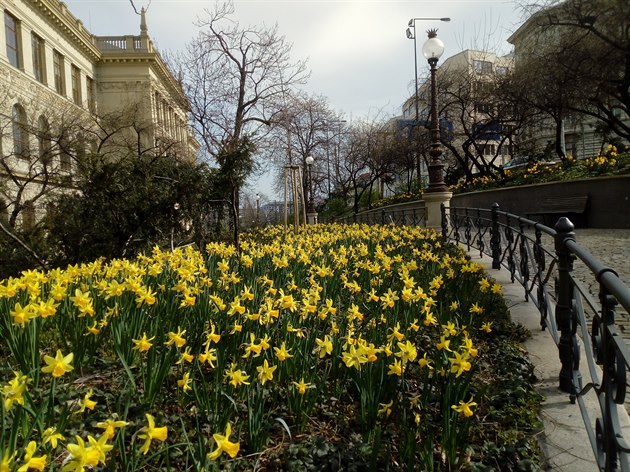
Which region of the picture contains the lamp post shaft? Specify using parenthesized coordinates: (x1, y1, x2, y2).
(425, 56, 448, 193)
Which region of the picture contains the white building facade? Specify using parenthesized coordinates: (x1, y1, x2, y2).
(1, 0, 196, 226)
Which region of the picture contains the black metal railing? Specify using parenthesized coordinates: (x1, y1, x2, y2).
(438, 203, 630, 472)
(336, 203, 426, 227)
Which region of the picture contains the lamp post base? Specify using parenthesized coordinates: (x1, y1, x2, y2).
(307, 212, 318, 225)
(422, 191, 452, 231)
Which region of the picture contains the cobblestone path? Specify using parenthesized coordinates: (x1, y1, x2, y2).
(568, 229, 630, 340)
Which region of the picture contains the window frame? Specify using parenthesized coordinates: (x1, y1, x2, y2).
(86, 76, 96, 113)
(71, 64, 82, 106)
(53, 49, 66, 96)
(473, 59, 493, 75)
(12, 103, 29, 158)
(31, 32, 46, 83)
(37, 115, 52, 165)
(4, 10, 22, 69)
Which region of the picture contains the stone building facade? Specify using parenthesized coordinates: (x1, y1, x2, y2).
(1, 0, 197, 226)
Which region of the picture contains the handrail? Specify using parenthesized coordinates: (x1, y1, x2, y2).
(342, 200, 630, 471)
(441, 203, 630, 472)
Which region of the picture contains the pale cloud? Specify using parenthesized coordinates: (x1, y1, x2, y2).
(65, 0, 525, 196)
(67, 0, 524, 118)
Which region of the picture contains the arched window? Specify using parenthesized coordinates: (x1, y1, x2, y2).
(38, 115, 52, 165)
(12, 104, 29, 158)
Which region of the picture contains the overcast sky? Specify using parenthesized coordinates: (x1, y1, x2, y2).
(65, 0, 527, 198)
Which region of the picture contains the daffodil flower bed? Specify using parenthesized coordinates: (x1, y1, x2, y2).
(0, 224, 541, 470)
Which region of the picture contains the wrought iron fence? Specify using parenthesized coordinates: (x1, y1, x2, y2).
(439, 203, 630, 472)
(335, 203, 426, 227)
(349, 200, 630, 470)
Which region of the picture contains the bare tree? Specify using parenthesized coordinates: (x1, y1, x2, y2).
(265, 91, 341, 204)
(177, 1, 309, 237)
(434, 56, 532, 183)
(338, 119, 399, 214)
(180, 1, 308, 158)
(514, 0, 630, 145)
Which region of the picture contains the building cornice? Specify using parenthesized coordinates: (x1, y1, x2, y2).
(98, 51, 189, 112)
(30, 0, 101, 61)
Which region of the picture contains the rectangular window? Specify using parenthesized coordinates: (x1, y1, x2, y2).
(71, 65, 81, 105)
(482, 144, 496, 156)
(86, 76, 95, 112)
(5, 11, 21, 68)
(53, 50, 65, 95)
(31, 33, 46, 83)
(495, 66, 508, 76)
(473, 60, 492, 75)
(475, 103, 492, 114)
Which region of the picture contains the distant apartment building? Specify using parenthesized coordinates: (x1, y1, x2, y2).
(507, 4, 629, 158)
(1, 0, 197, 226)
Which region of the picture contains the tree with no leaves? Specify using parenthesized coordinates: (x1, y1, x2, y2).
(513, 0, 630, 149)
(179, 1, 309, 212)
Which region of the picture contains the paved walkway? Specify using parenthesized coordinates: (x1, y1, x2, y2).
(469, 243, 630, 471)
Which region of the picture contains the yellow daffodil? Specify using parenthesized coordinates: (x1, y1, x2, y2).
(74, 389, 97, 414)
(42, 427, 65, 449)
(387, 359, 403, 376)
(207, 422, 240, 460)
(478, 277, 490, 292)
(274, 342, 293, 362)
(198, 348, 217, 367)
(165, 327, 187, 348)
(177, 372, 192, 392)
(452, 398, 477, 417)
(377, 400, 393, 417)
(436, 336, 452, 352)
(132, 333, 155, 353)
(341, 345, 368, 370)
(256, 359, 277, 385)
(448, 351, 472, 377)
(292, 378, 312, 395)
(87, 433, 113, 465)
(2, 371, 29, 410)
(138, 414, 168, 455)
(96, 419, 128, 440)
(10, 303, 37, 328)
(418, 353, 434, 370)
(314, 335, 333, 358)
(395, 340, 418, 364)
(17, 441, 46, 472)
(41, 350, 74, 378)
(176, 347, 195, 364)
(224, 363, 250, 387)
(62, 436, 100, 471)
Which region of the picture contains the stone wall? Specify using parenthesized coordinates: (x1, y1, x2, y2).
(450, 176, 630, 229)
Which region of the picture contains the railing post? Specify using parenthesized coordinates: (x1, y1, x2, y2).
(554, 217, 579, 401)
(381, 210, 386, 225)
(440, 203, 447, 239)
(490, 203, 501, 269)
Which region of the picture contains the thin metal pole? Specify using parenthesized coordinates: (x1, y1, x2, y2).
(413, 25, 421, 190)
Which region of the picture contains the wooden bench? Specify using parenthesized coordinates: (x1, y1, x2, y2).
(526, 195, 589, 226)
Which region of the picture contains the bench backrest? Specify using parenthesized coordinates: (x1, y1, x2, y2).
(540, 195, 589, 212)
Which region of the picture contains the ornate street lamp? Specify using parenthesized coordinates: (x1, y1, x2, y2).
(406, 18, 450, 190)
(422, 29, 448, 193)
(255, 193, 260, 226)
